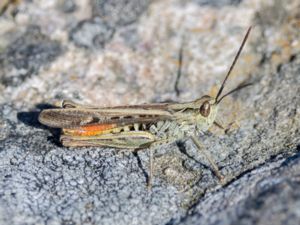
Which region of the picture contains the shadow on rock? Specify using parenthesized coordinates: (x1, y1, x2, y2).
(17, 103, 53, 128)
(17, 103, 62, 146)
(17, 111, 41, 128)
(280, 149, 300, 168)
(176, 140, 210, 170)
(133, 151, 149, 185)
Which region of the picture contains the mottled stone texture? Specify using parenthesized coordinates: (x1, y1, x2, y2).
(0, 26, 62, 87)
(0, 0, 299, 225)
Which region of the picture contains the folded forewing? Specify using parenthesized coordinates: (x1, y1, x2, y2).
(38, 105, 174, 129)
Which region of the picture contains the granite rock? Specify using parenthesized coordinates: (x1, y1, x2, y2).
(0, 0, 299, 224)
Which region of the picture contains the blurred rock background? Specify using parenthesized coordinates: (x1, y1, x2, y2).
(0, 0, 299, 224)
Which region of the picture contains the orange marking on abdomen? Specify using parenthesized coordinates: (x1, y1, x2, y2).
(64, 124, 117, 136)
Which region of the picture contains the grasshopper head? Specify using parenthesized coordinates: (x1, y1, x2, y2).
(194, 26, 253, 133)
(194, 96, 218, 132)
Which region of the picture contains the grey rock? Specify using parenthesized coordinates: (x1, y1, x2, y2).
(0, 26, 62, 87)
(175, 152, 300, 225)
(69, 18, 115, 49)
(0, 0, 299, 225)
(193, 0, 242, 7)
(59, 0, 77, 13)
(91, 0, 150, 27)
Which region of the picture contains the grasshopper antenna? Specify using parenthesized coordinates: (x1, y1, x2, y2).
(215, 26, 252, 103)
(216, 82, 253, 104)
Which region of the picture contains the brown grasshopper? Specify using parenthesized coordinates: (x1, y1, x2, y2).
(39, 27, 252, 189)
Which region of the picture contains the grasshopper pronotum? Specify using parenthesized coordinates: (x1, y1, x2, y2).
(39, 27, 252, 189)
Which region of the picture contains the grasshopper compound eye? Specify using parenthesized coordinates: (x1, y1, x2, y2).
(199, 101, 211, 117)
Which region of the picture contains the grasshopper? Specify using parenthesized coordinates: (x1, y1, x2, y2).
(39, 27, 252, 189)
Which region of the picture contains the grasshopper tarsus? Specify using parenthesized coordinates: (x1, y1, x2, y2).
(147, 181, 152, 192)
(219, 176, 226, 186)
(215, 171, 225, 185)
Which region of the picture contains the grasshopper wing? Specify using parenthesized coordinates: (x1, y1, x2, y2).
(38, 104, 174, 129)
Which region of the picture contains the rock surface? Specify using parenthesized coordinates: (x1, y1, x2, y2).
(0, 0, 299, 225)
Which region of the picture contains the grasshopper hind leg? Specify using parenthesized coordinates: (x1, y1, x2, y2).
(146, 142, 167, 191)
(60, 131, 156, 149)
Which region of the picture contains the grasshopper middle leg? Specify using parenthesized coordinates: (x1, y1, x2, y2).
(191, 135, 225, 184)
